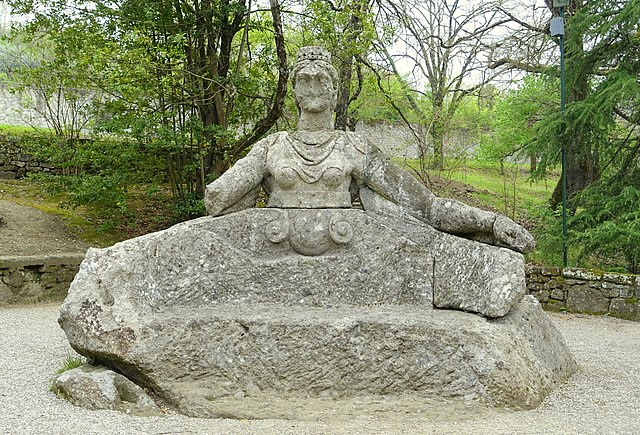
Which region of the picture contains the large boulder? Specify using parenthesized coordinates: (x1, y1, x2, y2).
(59, 208, 576, 418)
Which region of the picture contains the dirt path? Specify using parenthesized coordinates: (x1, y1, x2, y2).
(0, 200, 89, 256)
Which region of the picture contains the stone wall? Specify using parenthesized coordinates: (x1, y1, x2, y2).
(526, 266, 639, 321)
(0, 87, 48, 128)
(0, 254, 85, 306)
(355, 121, 421, 159)
(0, 134, 61, 179)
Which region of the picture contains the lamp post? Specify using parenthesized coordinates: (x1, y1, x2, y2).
(551, 0, 568, 268)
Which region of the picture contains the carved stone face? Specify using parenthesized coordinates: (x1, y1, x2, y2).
(293, 63, 335, 114)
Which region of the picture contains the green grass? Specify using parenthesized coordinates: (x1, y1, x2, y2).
(0, 178, 123, 247)
(449, 162, 556, 216)
(0, 124, 50, 134)
(55, 353, 88, 375)
(400, 158, 558, 223)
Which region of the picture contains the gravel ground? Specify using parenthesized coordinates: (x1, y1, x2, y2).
(0, 200, 88, 256)
(1, 304, 639, 435)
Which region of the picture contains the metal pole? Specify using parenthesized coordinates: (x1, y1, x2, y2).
(560, 6, 568, 268)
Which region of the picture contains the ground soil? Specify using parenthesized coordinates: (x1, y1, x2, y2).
(0, 199, 89, 256)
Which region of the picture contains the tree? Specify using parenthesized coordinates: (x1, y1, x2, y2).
(373, 0, 510, 169)
(478, 74, 557, 170)
(6, 0, 289, 198)
(293, 0, 376, 131)
(492, 0, 640, 209)
(496, 0, 640, 271)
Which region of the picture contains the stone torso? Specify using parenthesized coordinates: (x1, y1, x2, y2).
(265, 131, 367, 208)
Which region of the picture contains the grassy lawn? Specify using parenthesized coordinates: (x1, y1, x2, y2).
(400, 158, 559, 225)
(0, 124, 50, 134)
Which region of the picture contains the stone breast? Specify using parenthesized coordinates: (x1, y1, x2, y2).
(265, 133, 358, 208)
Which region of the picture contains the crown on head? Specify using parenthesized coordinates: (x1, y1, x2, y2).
(296, 46, 332, 63)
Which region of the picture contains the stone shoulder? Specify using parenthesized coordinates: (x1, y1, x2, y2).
(254, 131, 289, 152)
(341, 131, 370, 155)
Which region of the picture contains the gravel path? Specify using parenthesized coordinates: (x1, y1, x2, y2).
(0, 200, 88, 256)
(1, 304, 639, 434)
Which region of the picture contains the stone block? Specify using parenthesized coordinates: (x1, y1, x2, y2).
(60, 296, 576, 416)
(549, 286, 566, 301)
(531, 290, 550, 303)
(563, 268, 602, 281)
(544, 278, 563, 290)
(566, 285, 610, 314)
(602, 273, 635, 286)
(433, 240, 526, 318)
(619, 287, 636, 299)
(608, 298, 639, 321)
(53, 365, 161, 415)
(601, 282, 628, 298)
(59, 209, 575, 417)
(0, 171, 16, 179)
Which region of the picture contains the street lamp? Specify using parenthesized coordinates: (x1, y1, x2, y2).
(551, 0, 568, 268)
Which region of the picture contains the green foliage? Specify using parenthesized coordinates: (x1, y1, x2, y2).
(479, 75, 557, 165)
(169, 192, 206, 222)
(527, 206, 566, 268)
(5, 0, 288, 210)
(570, 172, 640, 273)
(350, 72, 423, 124)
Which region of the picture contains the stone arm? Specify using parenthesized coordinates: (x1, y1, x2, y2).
(204, 142, 268, 217)
(360, 146, 535, 253)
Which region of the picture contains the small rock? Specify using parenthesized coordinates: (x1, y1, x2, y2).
(52, 365, 163, 416)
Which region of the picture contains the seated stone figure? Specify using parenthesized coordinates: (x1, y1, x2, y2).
(58, 46, 575, 418)
(205, 46, 534, 256)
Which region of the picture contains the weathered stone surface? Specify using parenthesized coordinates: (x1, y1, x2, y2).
(63, 209, 435, 310)
(609, 298, 639, 321)
(358, 191, 526, 317)
(432, 240, 525, 318)
(565, 285, 610, 314)
(61, 288, 575, 417)
(52, 365, 161, 415)
(601, 282, 627, 298)
(60, 210, 576, 416)
(58, 44, 572, 419)
(0, 254, 85, 306)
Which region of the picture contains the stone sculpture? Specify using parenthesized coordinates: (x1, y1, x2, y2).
(205, 46, 534, 256)
(57, 46, 576, 419)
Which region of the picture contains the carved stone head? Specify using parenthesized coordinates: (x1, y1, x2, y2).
(291, 46, 339, 116)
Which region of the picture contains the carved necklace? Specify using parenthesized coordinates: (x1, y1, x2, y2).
(290, 131, 336, 166)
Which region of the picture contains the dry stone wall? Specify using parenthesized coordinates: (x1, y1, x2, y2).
(0, 135, 61, 179)
(526, 266, 639, 321)
(0, 254, 85, 305)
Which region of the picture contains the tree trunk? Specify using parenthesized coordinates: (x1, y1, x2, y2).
(335, 54, 353, 131)
(530, 155, 537, 173)
(334, 4, 363, 131)
(430, 96, 445, 170)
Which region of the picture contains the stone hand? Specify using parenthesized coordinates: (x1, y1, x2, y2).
(492, 215, 535, 254)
